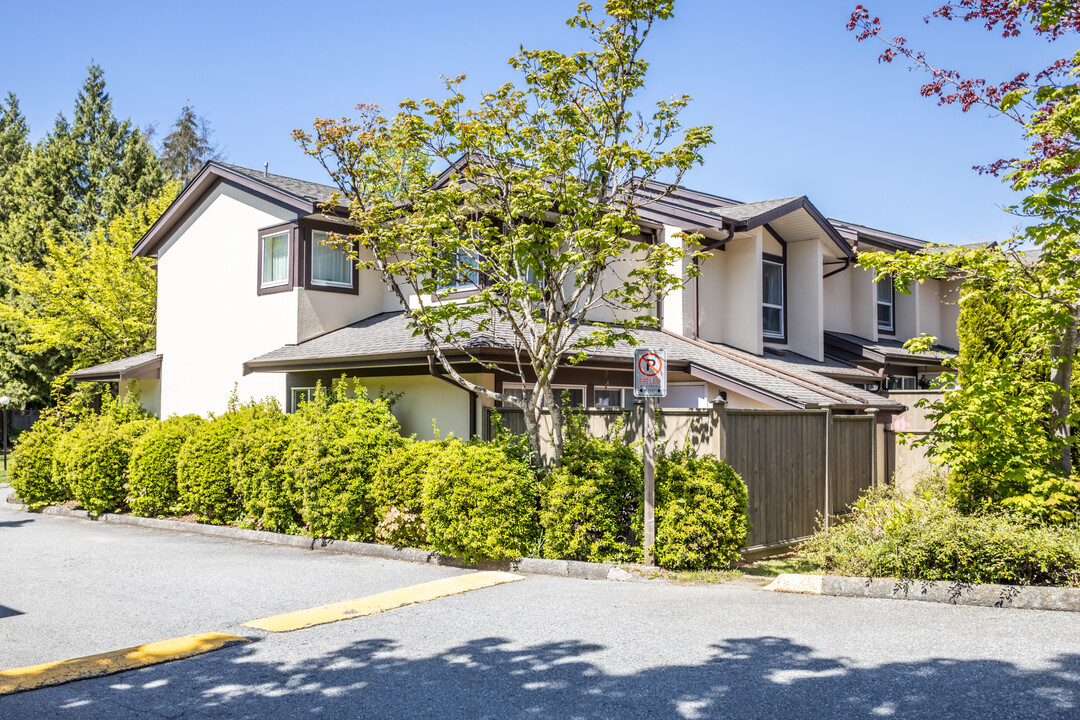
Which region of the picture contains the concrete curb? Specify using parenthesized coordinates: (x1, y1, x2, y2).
(764, 573, 1080, 613)
(2, 491, 629, 582)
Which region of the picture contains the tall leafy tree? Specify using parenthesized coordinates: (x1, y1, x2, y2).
(851, 2, 1080, 520)
(0, 65, 167, 406)
(296, 0, 712, 460)
(161, 103, 221, 184)
(1, 185, 176, 372)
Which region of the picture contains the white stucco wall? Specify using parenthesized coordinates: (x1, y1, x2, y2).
(939, 279, 961, 350)
(784, 240, 824, 361)
(852, 267, 879, 342)
(155, 183, 297, 417)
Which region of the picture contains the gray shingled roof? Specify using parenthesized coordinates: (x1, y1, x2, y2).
(216, 162, 341, 206)
(710, 197, 802, 222)
(825, 331, 955, 363)
(247, 313, 898, 409)
(68, 351, 161, 381)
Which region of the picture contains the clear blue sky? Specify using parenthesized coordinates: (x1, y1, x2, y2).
(0, 0, 1061, 244)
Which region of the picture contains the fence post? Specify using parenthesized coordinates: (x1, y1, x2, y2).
(823, 409, 831, 531)
(864, 407, 879, 488)
(710, 394, 727, 460)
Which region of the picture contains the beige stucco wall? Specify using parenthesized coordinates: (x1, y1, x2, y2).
(918, 278, 942, 342)
(696, 245, 726, 343)
(894, 281, 919, 343)
(939, 279, 960, 350)
(784, 240, 824, 361)
(120, 379, 160, 418)
(346, 373, 484, 441)
(296, 247, 389, 342)
(155, 183, 296, 417)
(723, 232, 762, 355)
(823, 265, 853, 335)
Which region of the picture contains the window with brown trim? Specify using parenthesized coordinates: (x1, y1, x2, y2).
(257, 223, 296, 295)
(310, 230, 354, 289)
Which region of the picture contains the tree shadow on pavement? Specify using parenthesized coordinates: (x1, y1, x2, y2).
(2, 635, 1077, 719)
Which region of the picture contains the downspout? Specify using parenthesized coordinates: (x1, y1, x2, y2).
(428, 355, 479, 438)
(822, 256, 851, 280)
(694, 220, 736, 341)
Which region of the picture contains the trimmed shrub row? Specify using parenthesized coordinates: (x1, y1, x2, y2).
(8, 389, 750, 569)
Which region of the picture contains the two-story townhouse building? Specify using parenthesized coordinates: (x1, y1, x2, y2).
(71, 161, 959, 441)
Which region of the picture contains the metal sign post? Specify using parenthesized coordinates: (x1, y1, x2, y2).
(634, 349, 667, 566)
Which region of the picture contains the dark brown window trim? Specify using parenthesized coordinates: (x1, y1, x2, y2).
(257, 221, 297, 296)
(762, 249, 788, 344)
(301, 224, 360, 295)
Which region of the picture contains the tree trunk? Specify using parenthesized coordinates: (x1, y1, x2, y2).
(1049, 305, 1079, 476)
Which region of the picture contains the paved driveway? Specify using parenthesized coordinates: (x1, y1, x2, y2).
(1, 498, 1078, 719)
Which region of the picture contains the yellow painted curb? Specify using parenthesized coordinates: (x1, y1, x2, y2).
(762, 573, 825, 594)
(244, 571, 525, 632)
(0, 632, 249, 696)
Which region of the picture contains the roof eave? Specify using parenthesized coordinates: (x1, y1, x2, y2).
(132, 162, 318, 259)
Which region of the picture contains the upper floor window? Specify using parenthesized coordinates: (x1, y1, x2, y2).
(762, 257, 785, 340)
(877, 279, 894, 332)
(261, 231, 290, 288)
(311, 230, 354, 288)
(438, 249, 480, 294)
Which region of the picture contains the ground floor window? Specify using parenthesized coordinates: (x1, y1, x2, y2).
(290, 387, 316, 412)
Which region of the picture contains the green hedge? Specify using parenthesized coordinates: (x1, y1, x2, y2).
(285, 385, 403, 540)
(65, 416, 153, 515)
(652, 448, 750, 570)
(232, 413, 300, 534)
(805, 481, 1080, 586)
(423, 439, 540, 562)
(370, 439, 445, 547)
(128, 415, 205, 517)
(541, 421, 642, 563)
(9, 418, 67, 509)
(177, 402, 280, 524)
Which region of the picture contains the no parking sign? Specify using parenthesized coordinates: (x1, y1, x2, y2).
(634, 349, 667, 398)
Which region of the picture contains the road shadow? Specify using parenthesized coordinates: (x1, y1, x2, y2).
(1, 635, 1076, 718)
(0, 518, 33, 529)
(0, 605, 22, 619)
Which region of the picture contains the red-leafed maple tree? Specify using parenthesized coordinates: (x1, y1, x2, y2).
(850, 2, 1080, 520)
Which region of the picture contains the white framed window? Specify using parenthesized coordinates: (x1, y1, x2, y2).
(877, 279, 894, 332)
(438, 248, 480, 293)
(290, 387, 316, 412)
(311, 230, 354, 288)
(762, 258, 785, 339)
(593, 387, 630, 409)
(261, 230, 290, 288)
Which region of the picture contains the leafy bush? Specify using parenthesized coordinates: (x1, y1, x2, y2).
(285, 383, 404, 540)
(652, 448, 749, 570)
(541, 418, 642, 563)
(232, 413, 300, 534)
(9, 417, 67, 509)
(805, 481, 1080, 586)
(178, 401, 279, 524)
(370, 439, 445, 547)
(422, 439, 540, 562)
(128, 415, 205, 517)
(64, 416, 153, 514)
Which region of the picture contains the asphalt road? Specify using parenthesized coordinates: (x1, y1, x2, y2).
(1, 497, 1079, 719)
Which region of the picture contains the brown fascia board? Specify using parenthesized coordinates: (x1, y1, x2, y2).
(132, 162, 319, 259)
(824, 334, 887, 365)
(686, 362, 805, 409)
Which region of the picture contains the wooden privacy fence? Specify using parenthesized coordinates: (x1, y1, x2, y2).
(484, 404, 877, 552)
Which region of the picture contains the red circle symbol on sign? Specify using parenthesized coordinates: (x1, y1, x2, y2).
(637, 352, 663, 377)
